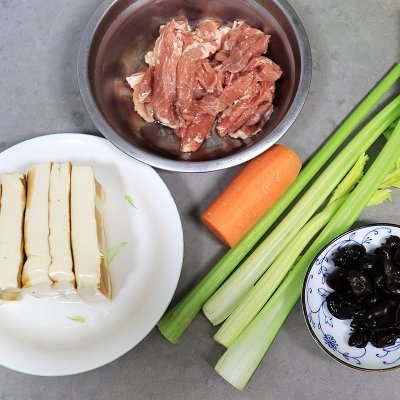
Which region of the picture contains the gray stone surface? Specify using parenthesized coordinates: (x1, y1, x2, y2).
(0, 0, 399, 398)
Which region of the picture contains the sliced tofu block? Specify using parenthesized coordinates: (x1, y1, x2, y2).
(0, 173, 26, 301)
(71, 166, 111, 302)
(48, 162, 75, 294)
(22, 162, 56, 296)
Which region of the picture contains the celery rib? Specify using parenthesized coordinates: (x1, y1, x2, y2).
(203, 97, 400, 325)
(213, 196, 346, 347)
(214, 154, 373, 347)
(157, 64, 400, 344)
(215, 118, 400, 390)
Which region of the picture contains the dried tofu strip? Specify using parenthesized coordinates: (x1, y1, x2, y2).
(48, 162, 75, 294)
(71, 166, 111, 302)
(0, 174, 26, 301)
(22, 162, 57, 297)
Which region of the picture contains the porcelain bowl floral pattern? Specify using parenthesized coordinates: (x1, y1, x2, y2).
(302, 224, 400, 370)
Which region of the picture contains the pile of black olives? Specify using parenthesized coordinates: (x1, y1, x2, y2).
(326, 235, 400, 348)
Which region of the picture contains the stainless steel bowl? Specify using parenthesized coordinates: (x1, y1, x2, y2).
(77, 0, 311, 172)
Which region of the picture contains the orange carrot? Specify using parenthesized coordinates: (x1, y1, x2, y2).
(201, 144, 302, 247)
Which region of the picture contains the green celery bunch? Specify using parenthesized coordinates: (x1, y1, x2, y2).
(215, 118, 400, 390)
(214, 154, 369, 347)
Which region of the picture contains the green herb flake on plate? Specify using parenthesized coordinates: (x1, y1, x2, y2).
(105, 241, 128, 265)
(67, 315, 85, 323)
(124, 194, 137, 208)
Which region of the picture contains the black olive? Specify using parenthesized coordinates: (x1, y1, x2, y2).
(394, 247, 400, 267)
(326, 292, 354, 319)
(385, 236, 400, 249)
(363, 293, 381, 307)
(346, 243, 367, 259)
(374, 274, 385, 286)
(383, 259, 400, 295)
(364, 298, 398, 328)
(370, 327, 400, 348)
(326, 268, 352, 293)
(326, 292, 342, 319)
(375, 274, 391, 297)
(374, 246, 392, 260)
(338, 291, 363, 309)
(338, 304, 360, 319)
(356, 254, 381, 275)
(350, 309, 366, 328)
(333, 244, 366, 267)
(349, 329, 370, 348)
(383, 258, 394, 275)
(348, 269, 374, 298)
(332, 248, 350, 267)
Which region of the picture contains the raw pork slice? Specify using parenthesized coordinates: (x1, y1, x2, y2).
(125, 18, 282, 152)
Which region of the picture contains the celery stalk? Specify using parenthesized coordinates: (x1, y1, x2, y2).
(213, 154, 375, 347)
(215, 258, 304, 391)
(157, 65, 400, 344)
(213, 196, 346, 348)
(214, 154, 368, 347)
(215, 118, 400, 390)
(203, 96, 400, 325)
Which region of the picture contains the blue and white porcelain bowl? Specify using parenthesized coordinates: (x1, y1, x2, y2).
(302, 223, 400, 371)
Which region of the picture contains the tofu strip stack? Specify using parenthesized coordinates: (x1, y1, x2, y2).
(0, 174, 26, 301)
(0, 163, 111, 302)
(71, 166, 111, 302)
(22, 163, 55, 296)
(48, 162, 75, 294)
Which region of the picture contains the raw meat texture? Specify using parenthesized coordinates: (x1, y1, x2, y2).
(218, 21, 270, 74)
(217, 81, 275, 137)
(151, 19, 188, 128)
(176, 19, 222, 126)
(180, 109, 215, 153)
(138, 66, 154, 103)
(126, 71, 154, 123)
(244, 56, 282, 82)
(196, 60, 218, 94)
(126, 18, 282, 152)
(230, 106, 274, 139)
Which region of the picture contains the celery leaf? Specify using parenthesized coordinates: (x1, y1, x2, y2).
(329, 153, 368, 204)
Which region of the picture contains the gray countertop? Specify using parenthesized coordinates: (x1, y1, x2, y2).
(0, 0, 399, 399)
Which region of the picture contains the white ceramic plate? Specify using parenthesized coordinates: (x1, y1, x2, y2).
(0, 133, 183, 376)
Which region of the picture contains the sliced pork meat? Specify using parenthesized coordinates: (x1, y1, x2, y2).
(196, 60, 218, 94)
(138, 65, 154, 103)
(230, 119, 266, 140)
(218, 22, 270, 74)
(125, 18, 282, 152)
(175, 20, 224, 125)
(198, 73, 258, 116)
(217, 81, 275, 137)
(180, 111, 215, 152)
(151, 19, 188, 128)
(126, 71, 154, 123)
(244, 56, 282, 82)
(229, 105, 274, 139)
(244, 102, 273, 127)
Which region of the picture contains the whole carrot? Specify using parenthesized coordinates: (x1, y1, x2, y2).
(201, 144, 302, 247)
